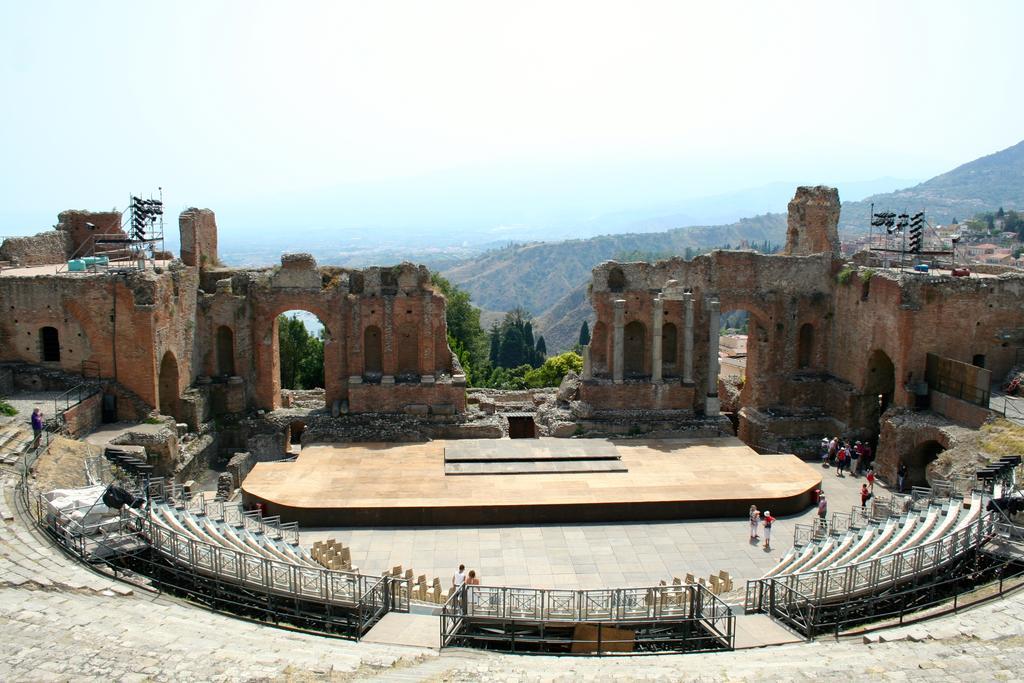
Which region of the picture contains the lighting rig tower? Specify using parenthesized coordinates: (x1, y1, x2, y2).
(125, 188, 165, 269)
(869, 205, 954, 272)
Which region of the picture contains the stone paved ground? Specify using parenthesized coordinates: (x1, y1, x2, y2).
(303, 459, 864, 589)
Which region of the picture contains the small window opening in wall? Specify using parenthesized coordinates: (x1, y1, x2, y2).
(40, 326, 60, 362)
(973, 354, 986, 368)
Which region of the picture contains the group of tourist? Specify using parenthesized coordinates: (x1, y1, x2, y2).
(747, 506, 776, 551)
(820, 436, 873, 478)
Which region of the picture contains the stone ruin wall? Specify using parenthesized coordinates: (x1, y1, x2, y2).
(179, 208, 218, 268)
(581, 185, 1024, 464)
(0, 265, 199, 411)
(583, 249, 834, 418)
(0, 207, 464, 424)
(0, 210, 124, 267)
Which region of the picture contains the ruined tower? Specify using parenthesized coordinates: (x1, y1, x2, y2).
(179, 208, 219, 268)
(783, 186, 840, 257)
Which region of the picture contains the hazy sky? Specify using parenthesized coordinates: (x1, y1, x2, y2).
(1, 1, 1021, 237)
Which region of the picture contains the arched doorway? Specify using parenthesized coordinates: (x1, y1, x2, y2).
(623, 321, 646, 376)
(216, 326, 235, 376)
(904, 440, 944, 488)
(865, 349, 896, 414)
(363, 325, 383, 375)
(277, 310, 326, 407)
(715, 305, 769, 431)
(158, 351, 179, 417)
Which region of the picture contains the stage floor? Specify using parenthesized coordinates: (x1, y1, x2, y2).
(241, 437, 821, 526)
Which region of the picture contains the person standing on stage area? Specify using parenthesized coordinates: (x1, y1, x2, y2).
(749, 505, 761, 541)
(762, 510, 775, 551)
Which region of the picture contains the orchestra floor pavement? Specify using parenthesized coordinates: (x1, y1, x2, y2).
(300, 450, 866, 590)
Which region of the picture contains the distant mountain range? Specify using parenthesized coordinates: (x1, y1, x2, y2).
(841, 139, 1024, 230)
(445, 138, 1024, 353)
(443, 214, 786, 352)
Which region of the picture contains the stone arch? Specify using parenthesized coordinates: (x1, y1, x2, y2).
(591, 321, 608, 373)
(607, 266, 626, 293)
(624, 320, 646, 376)
(715, 303, 771, 409)
(215, 325, 235, 376)
(797, 323, 814, 369)
(40, 326, 60, 362)
(265, 306, 333, 410)
(865, 349, 896, 409)
(662, 322, 678, 372)
(158, 351, 179, 417)
(363, 325, 382, 374)
(396, 324, 419, 376)
(904, 439, 945, 488)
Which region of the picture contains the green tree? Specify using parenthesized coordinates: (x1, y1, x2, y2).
(523, 352, 583, 388)
(278, 315, 324, 390)
(535, 335, 547, 359)
(488, 322, 501, 365)
(578, 320, 591, 347)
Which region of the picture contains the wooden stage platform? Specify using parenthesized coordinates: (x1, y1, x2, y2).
(241, 437, 821, 526)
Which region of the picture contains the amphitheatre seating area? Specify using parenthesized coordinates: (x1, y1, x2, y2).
(153, 500, 319, 570)
(120, 483, 409, 636)
(0, 427, 31, 466)
(747, 486, 999, 636)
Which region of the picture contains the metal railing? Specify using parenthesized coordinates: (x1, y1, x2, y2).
(14, 457, 408, 639)
(748, 510, 997, 618)
(441, 583, 734, 654)
(931, 376, 990, 407)
(53, 383, 100, 417)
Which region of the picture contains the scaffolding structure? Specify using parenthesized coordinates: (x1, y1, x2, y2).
(868, 204, 956, 271)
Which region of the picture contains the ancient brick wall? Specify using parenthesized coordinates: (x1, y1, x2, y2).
(0, 230, 71, 266)
(61, 393, 102, 438)
(56, 210, 123, 257)
(179, 208, 219, 268)
(0, 264, 198, 420)
(348, 382, 466, 414)
(783, 186, 840, 257)
(579, 381, 695, 411)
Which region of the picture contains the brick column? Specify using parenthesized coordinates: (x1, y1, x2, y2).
(706, 298, 721, 416)
(652, 295, 663, 383)
(613, 299, 625, 384)
(683, 292, 694, 384)
(582, 344, 592, 380)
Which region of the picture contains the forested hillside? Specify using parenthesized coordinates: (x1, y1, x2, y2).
(442, 213, 785, 316)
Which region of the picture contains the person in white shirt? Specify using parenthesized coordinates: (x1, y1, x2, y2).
(452, 564, 466, 589)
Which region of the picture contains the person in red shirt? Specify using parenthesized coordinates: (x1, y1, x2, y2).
(861, 483, 871, 508)
(866, 468, 876, 493)
(762, 510, 776, 551)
